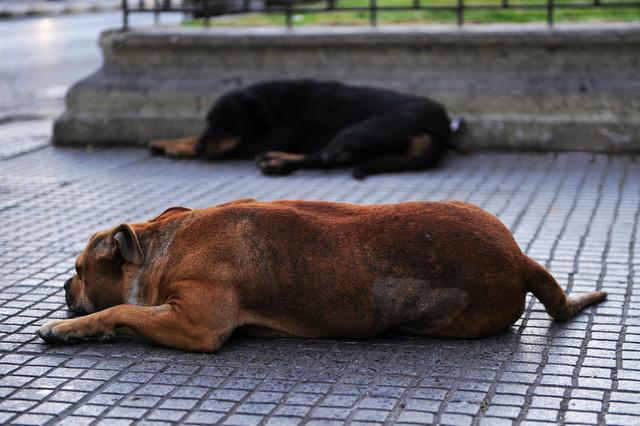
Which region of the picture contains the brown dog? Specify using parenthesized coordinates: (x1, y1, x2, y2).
(37, 200, 606, 352)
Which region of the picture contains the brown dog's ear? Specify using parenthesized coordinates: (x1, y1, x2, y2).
(111, 224, 144, 266)
(150, 206, 192, 222)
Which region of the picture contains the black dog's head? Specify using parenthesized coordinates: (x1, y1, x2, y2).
(197, 89, 273, 159)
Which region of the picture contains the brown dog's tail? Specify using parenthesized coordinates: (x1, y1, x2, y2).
(525, 258, 607, 321)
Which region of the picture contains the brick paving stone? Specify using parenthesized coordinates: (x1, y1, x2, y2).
(0, 131, 639, 425)
(11, 413, 54, 425)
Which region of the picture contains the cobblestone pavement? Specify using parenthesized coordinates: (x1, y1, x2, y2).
(0, 127, 639, 425)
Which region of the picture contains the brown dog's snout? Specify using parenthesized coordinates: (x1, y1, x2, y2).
(64, 277, 88, 316)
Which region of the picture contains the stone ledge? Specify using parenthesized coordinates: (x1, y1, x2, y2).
(54, 23, 640, 151)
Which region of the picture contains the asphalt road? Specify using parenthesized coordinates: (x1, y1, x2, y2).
(0, 11, 181, 121)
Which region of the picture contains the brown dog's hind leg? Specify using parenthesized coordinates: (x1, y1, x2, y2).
(526, 258, 607, 321)
(149, 136, 200, 158)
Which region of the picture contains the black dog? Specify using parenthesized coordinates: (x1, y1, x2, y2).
(150, 79, 459, 179)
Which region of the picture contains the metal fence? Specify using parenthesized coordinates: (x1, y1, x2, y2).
(121, 0, 640, 29)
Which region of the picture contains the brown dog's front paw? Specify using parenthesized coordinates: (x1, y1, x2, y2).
(37, 320, 80, 344)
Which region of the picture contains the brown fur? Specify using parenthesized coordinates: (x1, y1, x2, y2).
(38, 200, 607, 352)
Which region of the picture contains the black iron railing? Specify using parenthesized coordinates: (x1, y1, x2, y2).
(121, 0, 640, 29)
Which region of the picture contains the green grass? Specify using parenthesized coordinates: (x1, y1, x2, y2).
(185, 0, 640, 26)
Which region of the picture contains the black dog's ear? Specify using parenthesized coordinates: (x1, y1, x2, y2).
(246, 94, 273, 131)
(110, 224, 144, 266)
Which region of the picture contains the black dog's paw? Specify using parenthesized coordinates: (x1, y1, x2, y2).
(254, 153, 272, 163)
(148, 140, 169, 156)
(149, 145, 165, 156)
(258, 158, 292, 176)
(352, 168, 368, 180)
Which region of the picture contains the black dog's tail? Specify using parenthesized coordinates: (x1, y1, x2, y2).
(448, 116, 465, 151)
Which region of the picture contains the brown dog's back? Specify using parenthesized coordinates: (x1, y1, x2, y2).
(167, 200, 606, 339)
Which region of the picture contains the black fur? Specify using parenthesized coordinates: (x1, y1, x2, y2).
(197, 79, 453, 179)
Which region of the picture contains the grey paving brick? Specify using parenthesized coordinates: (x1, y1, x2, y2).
(264, 417, 302, 426)
(107, 406, 150, 419)
(0, 399, 37, 412)
(273, 405, 311, 417)
(31, 401, 72, 414)
(199, 399, 236, 412)
(49, 390, 89, 403)
(11, 413, 55, 425)
(563, 410, 599, 423)
(223, 413, 263, 425)
(352, 409, 390, 422)
(397, 410, 435, 423)
(146, 409, 187, 421)
(56, 416, 95, 426)
(72, 404, 109, 417)
(184, 411, 226, 424)
(95, 419, 133, 426)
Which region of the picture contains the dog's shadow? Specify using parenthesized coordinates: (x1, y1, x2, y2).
(40, 320, 568, 382)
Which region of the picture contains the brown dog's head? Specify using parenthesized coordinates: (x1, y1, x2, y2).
(65, 224, 144, 315)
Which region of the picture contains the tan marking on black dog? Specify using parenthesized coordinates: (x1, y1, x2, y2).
(408, 134, 432, 157)
(149, 136, 199, 158)
(262, 151, 306, 162)
(216, 138, 240, 155)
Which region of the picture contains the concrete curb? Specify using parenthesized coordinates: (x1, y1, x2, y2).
(54, 23, 640, 151)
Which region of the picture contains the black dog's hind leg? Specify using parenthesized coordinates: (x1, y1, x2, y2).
(352, 153, 434, 180)
(257, 112, 419, 176)
(351, 135, 447, 179)
(257, 109, 449, 177)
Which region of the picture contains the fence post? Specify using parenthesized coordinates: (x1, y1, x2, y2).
(547, 0, 554, 26)
(154, 0, 160, 24)
(370, 0, 377, 26)
(456, 0, 464, 25)
(286, 0, 293, 29)
(204, 0, 211, 27)
(122, 0, 129, 30)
